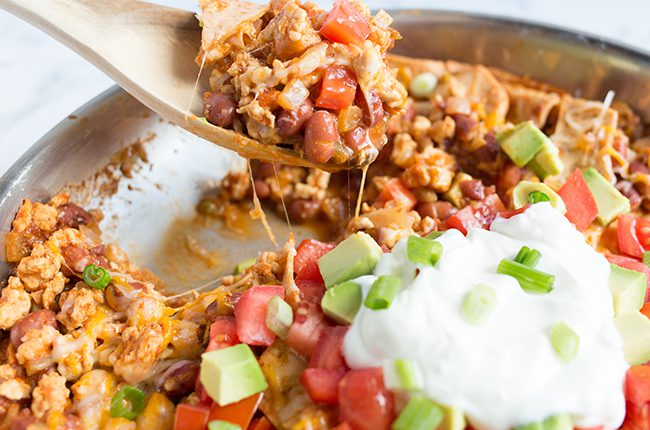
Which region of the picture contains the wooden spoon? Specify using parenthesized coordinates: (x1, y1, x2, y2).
(0, 0, 355, 171)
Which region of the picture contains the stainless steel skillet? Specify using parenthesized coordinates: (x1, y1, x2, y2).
(2, 10, 649, 292)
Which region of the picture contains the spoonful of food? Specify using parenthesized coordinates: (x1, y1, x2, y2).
(0, 0, 407, 171)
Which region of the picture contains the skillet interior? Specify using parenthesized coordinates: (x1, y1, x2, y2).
(2, 9, 650, 291)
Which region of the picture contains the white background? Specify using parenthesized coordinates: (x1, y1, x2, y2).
(1, 0, 650, 176)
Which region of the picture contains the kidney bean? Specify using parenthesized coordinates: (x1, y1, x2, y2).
(355, 89, 384, 127)
(61, 245, 108, 274)
(11, 310, 57, 348)
(304, 111, 338, 164)
(203, 92, 237, 128)
(155, 360, 200, 399)
(252, 180, 271, 199)
(343, 127, 369, 151)
(252, 161, 277, 179)
(204, 300, 220, 324)
(617, 180, 642, 210)
(288, 199, 320, 222)
(277, 99, 314, 138)
(10, 410, 36, 430)
(630, 160, 649, 175)
(460, 179, 485, 201)
(498, 161, 523, 194)
(57, 203, 91, 228)
(417, 201, 457, 221)
(451, 114, 478, 141)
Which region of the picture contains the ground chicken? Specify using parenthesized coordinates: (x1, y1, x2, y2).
(16, 325, 60, 375)
(31, 371, 70, 419)
(57, 286, 105, 331)
(54, 333, 95, 381)
(72, 369, 117, 430)
(113, 322, 167, 384)
(0, 277, 31, 330)
(31, 203, 58, 232)
(16, 244, 61, 293)
(0, 364, 31, 401)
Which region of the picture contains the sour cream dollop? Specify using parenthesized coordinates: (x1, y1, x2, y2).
(343, 203, 628, 430)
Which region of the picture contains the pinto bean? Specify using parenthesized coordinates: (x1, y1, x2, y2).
(155, 360, 200, 399)
(11, 310, 57, 348)
(203, 92, 237, 128)
(451, 114, 478, 141)
(630, 160, 649, 175)
(343, 127, 369, 152)
(277, 99, 314, 138)
(252, 179, 271, 199)
(355, 89, 384, 127)
(460, 179, 485, 201)
(288, 199, 320, 222)
(10, 410, 36, 430)
(617, 180, 642, 210)
(417, 201, 457, 221)
(61, 245, 108, 274)
(304, 111, 338, 164)
(57, 203, 91, 228)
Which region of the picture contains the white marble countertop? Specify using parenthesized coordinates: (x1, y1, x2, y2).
(1, 0, 650, 176)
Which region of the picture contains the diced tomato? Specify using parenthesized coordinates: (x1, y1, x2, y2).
(636, 218, 650, 250)
(207, 316, 239, 352)
(618, 215, 645, 258)
(641, 303, 650, 319)
(339, 368, 395, 430)
(446, 195, 505, 235)
(332, 424, 353, 430)
(377, 178, 417, 210)
(249, 417, 274, 430)
(316, 66, 358, 110)
(173, 404, 210, 430)
(558, 168, 599, 231)
(285, 302, 329, 359)
(308, 326, 348, 370)
(626, 365, 650, 406)
(301, 367, 346, 404)
(234, 286, 285, 346)
(606, 254, 650, 301)
(319, 0, 371, 45)
(294, 239, 335, 282)
(209, 393, 263, 429)
(623, 401, 650, 430)
(296, 279, 327, 304)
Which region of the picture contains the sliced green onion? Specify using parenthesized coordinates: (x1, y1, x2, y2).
(83, 264, 111, 290)
(425, 231, 444, 240)
(109, 385, 146, 420)
(513, 246, 541, 267)
(265, 295, 293, 339)
(364, 275, 401, 310)
(408, 72, 438, 99)
(549, 321, 580, 363)
(321, 281, 362, 325)
(392, 395, 444, 430)
(462, 285, 497, 326)
(527, 190, 550, 204)
(393, 359, 422, 391)
(208, 421, 242, 430)
(407, 236, 443, 267)
(644, 251, 650, 268)
(497, 259, 555, 294)
(233, 257, 257, 275)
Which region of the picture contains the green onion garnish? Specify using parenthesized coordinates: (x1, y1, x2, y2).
(265, 295, 293, 339)
(425, 231, 444, 240)
(392, 395, 444, 430)
(549, 321, 580, 363)
(208, 421, 242, 430)
(407, 236, 443, 267)
(644, 251, 650, 268)
(462, 285, 497, 326)
(233, 257, 257, 275)
(527, 190, 550, 204)
(393, 359, 422, 391)
(83, 264, 111, 290)
(497, 259, 555, 294)
(109, 385, 146, 420)
(513, 246, 541, 267)
(364, 275, 401, 310)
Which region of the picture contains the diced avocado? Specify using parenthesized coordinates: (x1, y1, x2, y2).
(321, 281, 362, 324)
(265, 295, 293, 339)
(582, 167, 630, 225)
(614, 311, 650, 365)
(434, 402, 466, 430)
(515, 414, 572, 430)
(496, 122, 546, 167)
(200, 344, 267, 406)
(443, 172, 473, 208)
(528, 138, 563, 179)
(233, 258, 257, 275)
(317, 232, 383, 288)
(512, 181, 566, 214)
(609, 264, 647, 316)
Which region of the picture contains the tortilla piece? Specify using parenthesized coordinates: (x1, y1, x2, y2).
(197, 0, 269, 65)
(387, 54, 446, 78)
(505, 83, 561, 128)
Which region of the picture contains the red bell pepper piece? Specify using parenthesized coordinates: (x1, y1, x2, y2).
(208, 393, 263, 429)
(173, 404, 210, 430)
